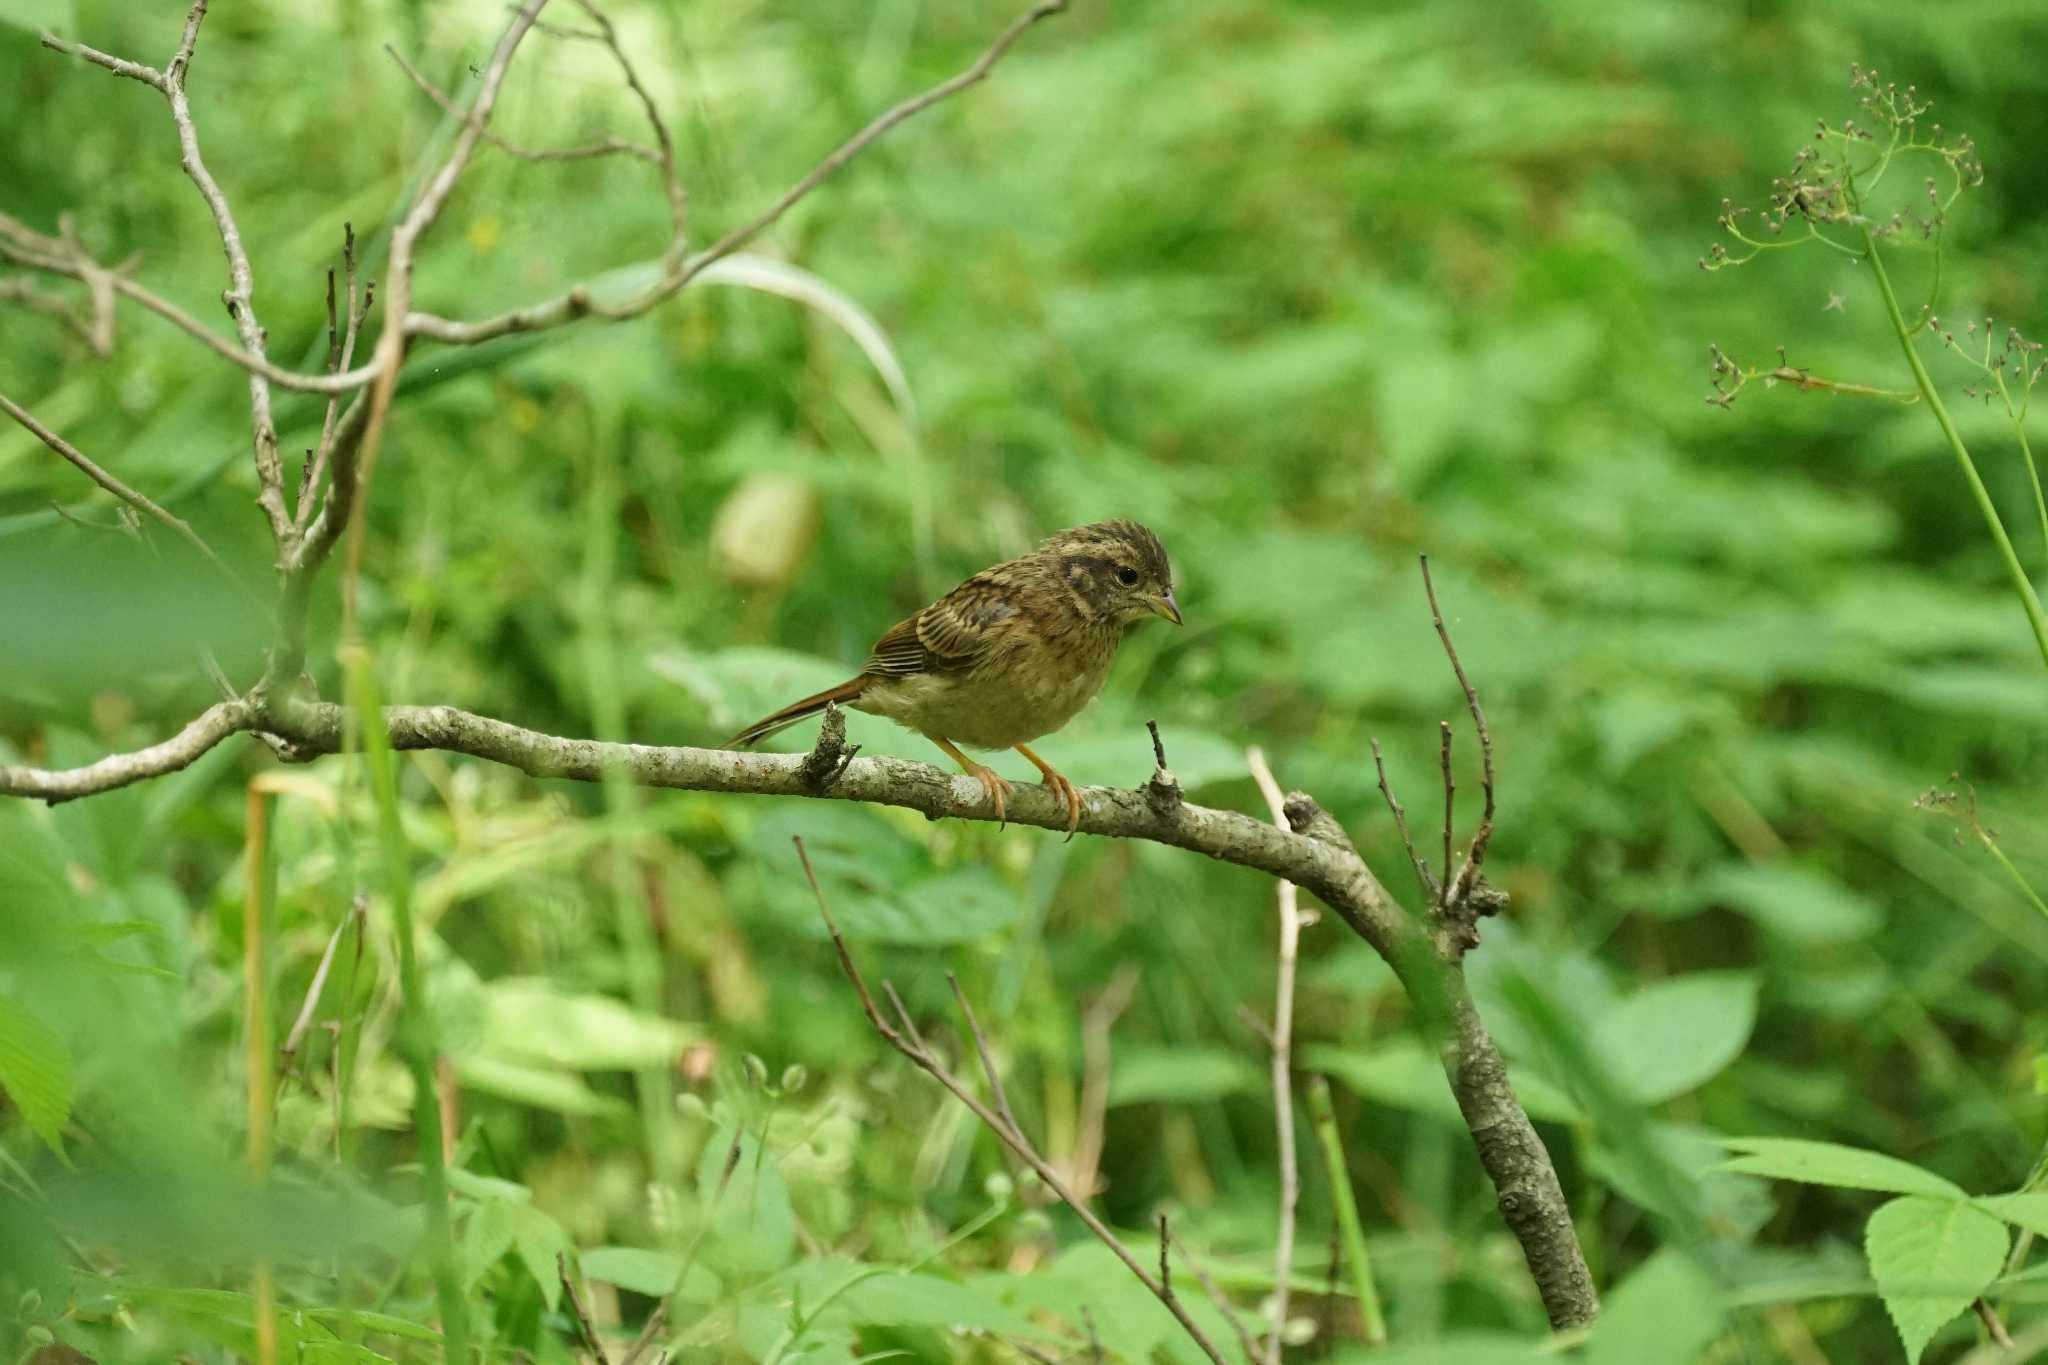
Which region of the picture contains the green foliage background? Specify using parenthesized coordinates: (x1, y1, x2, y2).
(3, 0, 2046, 1360)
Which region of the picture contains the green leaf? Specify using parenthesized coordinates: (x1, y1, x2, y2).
(1108, 1044, 1260, 1107)
(510, 1202, 573, 1312)
(1593, 972, 1757, 1104)
(837, 1272, 1043, 1334)
(452, 1055, 630, 1117)
(582, 1246, 682, 1296)
(0, 802, 79, 921)
(1865, 1196, 2007, 1362)
(0, 993, 74, 1153)
(1720, 1138, 1964, 1198)
(1696, 863, 1882, 943)
(1583, 1248, 1724, 1365)
(1975, 1191, 2048, 1240)
(579, 1245, 722, 1302)
(461, 1198, 519, 1286)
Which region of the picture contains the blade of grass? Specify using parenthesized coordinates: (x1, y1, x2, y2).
(347, 643, 469, 1360)
(1305, 1076, 1387, 1346)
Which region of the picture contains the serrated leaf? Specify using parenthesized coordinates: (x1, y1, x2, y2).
(1720, 1138, 1964, 1198)
(1865, 1196, 2007, 1362)
(0, 993, 74, 1153)
(1594, 972, 1757, 1104)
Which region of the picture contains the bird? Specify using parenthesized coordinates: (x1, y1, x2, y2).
(726, 519, 1182, 835)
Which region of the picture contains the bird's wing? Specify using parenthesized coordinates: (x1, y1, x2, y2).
(862, 573, 1018, 677)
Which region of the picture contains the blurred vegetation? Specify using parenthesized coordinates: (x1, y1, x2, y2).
(4, 0, 2048, 1361)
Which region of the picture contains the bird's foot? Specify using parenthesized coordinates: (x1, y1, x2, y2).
(1041, 769, 1082, 840)
(1013, 742, 1083, 839)
(964, 762, 1013, 826)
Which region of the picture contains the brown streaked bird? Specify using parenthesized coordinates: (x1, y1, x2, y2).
(727, 519, 1181, 834)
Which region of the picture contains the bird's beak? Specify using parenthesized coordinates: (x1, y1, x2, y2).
(1146, 589, 1183, 626)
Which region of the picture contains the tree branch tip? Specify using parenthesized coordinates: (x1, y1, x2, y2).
(1143, 719, 1182, 808)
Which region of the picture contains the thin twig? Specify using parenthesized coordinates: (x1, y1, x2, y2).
(158, 0, 293, 551)
(1166, 1228, 1262, 1365)
(385, 44, 659, 164)
(277, 894, 365, 1084)
(1437, 721, 1454, 911)
(948, 973, 1021, 1137)
(0, 209, 383, 394)
(1974, 1298, 2015, 1350)
(301, 225, 369, 531)
(1246, 746, 1301, 1365)
(676, 0, 1067, 285)
(1369, 737, 1430, 900)
(0, 389, 223, 568)
(559, 1252, 611, 1363)
(1419, 556, 1496, 900)
(796, 838, 1231, 1365)
(38, 30, 165, 87)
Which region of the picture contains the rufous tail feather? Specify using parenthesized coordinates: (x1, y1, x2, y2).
(725, 677, 868, 748)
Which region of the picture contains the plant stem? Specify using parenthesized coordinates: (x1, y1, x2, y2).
(1305, 1077, 1387, 1346)
(1860, 222, 2048, 669)
(349, 646, 469, 1361)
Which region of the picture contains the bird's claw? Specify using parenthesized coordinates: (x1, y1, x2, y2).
(1044, 771, 1082, 840)
(968, 764, 1013, 827)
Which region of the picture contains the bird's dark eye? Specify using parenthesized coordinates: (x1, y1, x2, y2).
(1115, 565, 1139, 586)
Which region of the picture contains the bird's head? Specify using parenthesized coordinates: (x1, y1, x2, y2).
(1043, 519, 1182, 628)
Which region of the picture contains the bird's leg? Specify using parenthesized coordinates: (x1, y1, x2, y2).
(1014, 742, 1082, 840)
(927, 735, 1013, 826)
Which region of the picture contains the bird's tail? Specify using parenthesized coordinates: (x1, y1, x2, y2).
(725, 677, 869, 748)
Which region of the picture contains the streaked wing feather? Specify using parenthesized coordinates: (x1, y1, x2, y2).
(861, 574, 1015, 677)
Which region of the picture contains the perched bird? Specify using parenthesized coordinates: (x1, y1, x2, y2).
(727, 519, 1182, 834)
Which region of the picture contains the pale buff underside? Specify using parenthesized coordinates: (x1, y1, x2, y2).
(854, 635, 1119, 750)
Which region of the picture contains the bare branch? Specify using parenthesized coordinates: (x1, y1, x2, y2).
(1166, 1228, 1262, 1365)
(151, 0, 294, 550)
(404, 0, 1070, 348)
(0, 700, 256, 802)
(0, 215, 384, 393)
(1420, 556, 1496, 900)
(0, 389, 223, 568)
(947, 972, 1021, 1137)
(1245, 746, 1301, 1365)
(385, 43, 660, 165)
(1438, 721, 1457, 910)
(300, 227, 370, 532)
(39, 30, 165, 88)
(1369, 736, 1431, 900)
